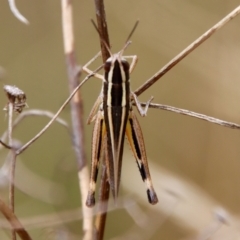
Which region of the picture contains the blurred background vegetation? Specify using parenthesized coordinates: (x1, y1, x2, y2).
(0, 1, 240, 239)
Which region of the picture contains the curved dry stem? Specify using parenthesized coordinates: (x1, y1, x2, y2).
(134, 5, 240, 96)
(0, 197, 32, 240)
(8, 0, 29, 24)
(0, 140, 12, 150)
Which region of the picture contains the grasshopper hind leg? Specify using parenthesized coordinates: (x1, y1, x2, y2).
(126, 110, 158, 205)
(137, 159, 158, 204)
(86, 110, 105, 207)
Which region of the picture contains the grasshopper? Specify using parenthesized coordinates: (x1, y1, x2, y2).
(83, 21, 158, 207)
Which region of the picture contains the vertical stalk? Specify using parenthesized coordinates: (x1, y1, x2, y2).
(8, 102, 16, 240)
(93, 1, 111, 239)
(61, 1, 93, 239)
(94, 164, 110, 240)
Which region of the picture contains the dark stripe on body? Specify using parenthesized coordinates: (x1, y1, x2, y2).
(129, 118, 142, 159)
(103, 58, 130, 195)
(129, 118, 147, 181)
(94, 118, 103, 183)
(97, 119, 103, 160)
(103, 60, 130, 146)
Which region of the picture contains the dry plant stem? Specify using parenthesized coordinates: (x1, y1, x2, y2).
(61, 0, 93, 239)
(0, 198, 32, 240)
(141, 102, 240, 130)
(10, 109, 69, 129)
(0, 140, 12, 149)
(7, 103, 13, 152)
(134, 5, 240, 96)
(93, 0, 111, 239)
(94, 0, 110, 61)
(9, 152, 17, 240)
(94, 165, 110, 240)
(7, 103, 16, 240)
(8, 0, 29, 24)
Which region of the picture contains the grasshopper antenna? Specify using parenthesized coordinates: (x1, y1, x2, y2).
(120, 20, 139, 56)
(125, 20, 139, 44)
(91, 19, 112, 57)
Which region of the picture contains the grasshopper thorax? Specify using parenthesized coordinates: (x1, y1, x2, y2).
(104, 54, 130, 84)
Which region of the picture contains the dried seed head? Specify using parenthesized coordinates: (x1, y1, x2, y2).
(3, 85, 27, 113)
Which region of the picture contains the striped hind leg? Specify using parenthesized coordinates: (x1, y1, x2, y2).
(126, 110, 158, 204)
(86, 109, 105, 207)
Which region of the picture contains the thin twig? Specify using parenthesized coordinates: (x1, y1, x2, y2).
(15, 69, 99, 156)
(7, 102, 16, 240)
(0, 197, 32, 240)
(11, 109, 69, 129)
(93, 0, 111, 239)
(8, 0, 29, 24)
(7, 103, 13, 148)
(61, 1, 93, 238)
(9, 151, 17, 240)
(138, 102, 240, 130)
(3, 85, 27, 239)
(134, 5, 240, 96)
(0, 140, 12, 150)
